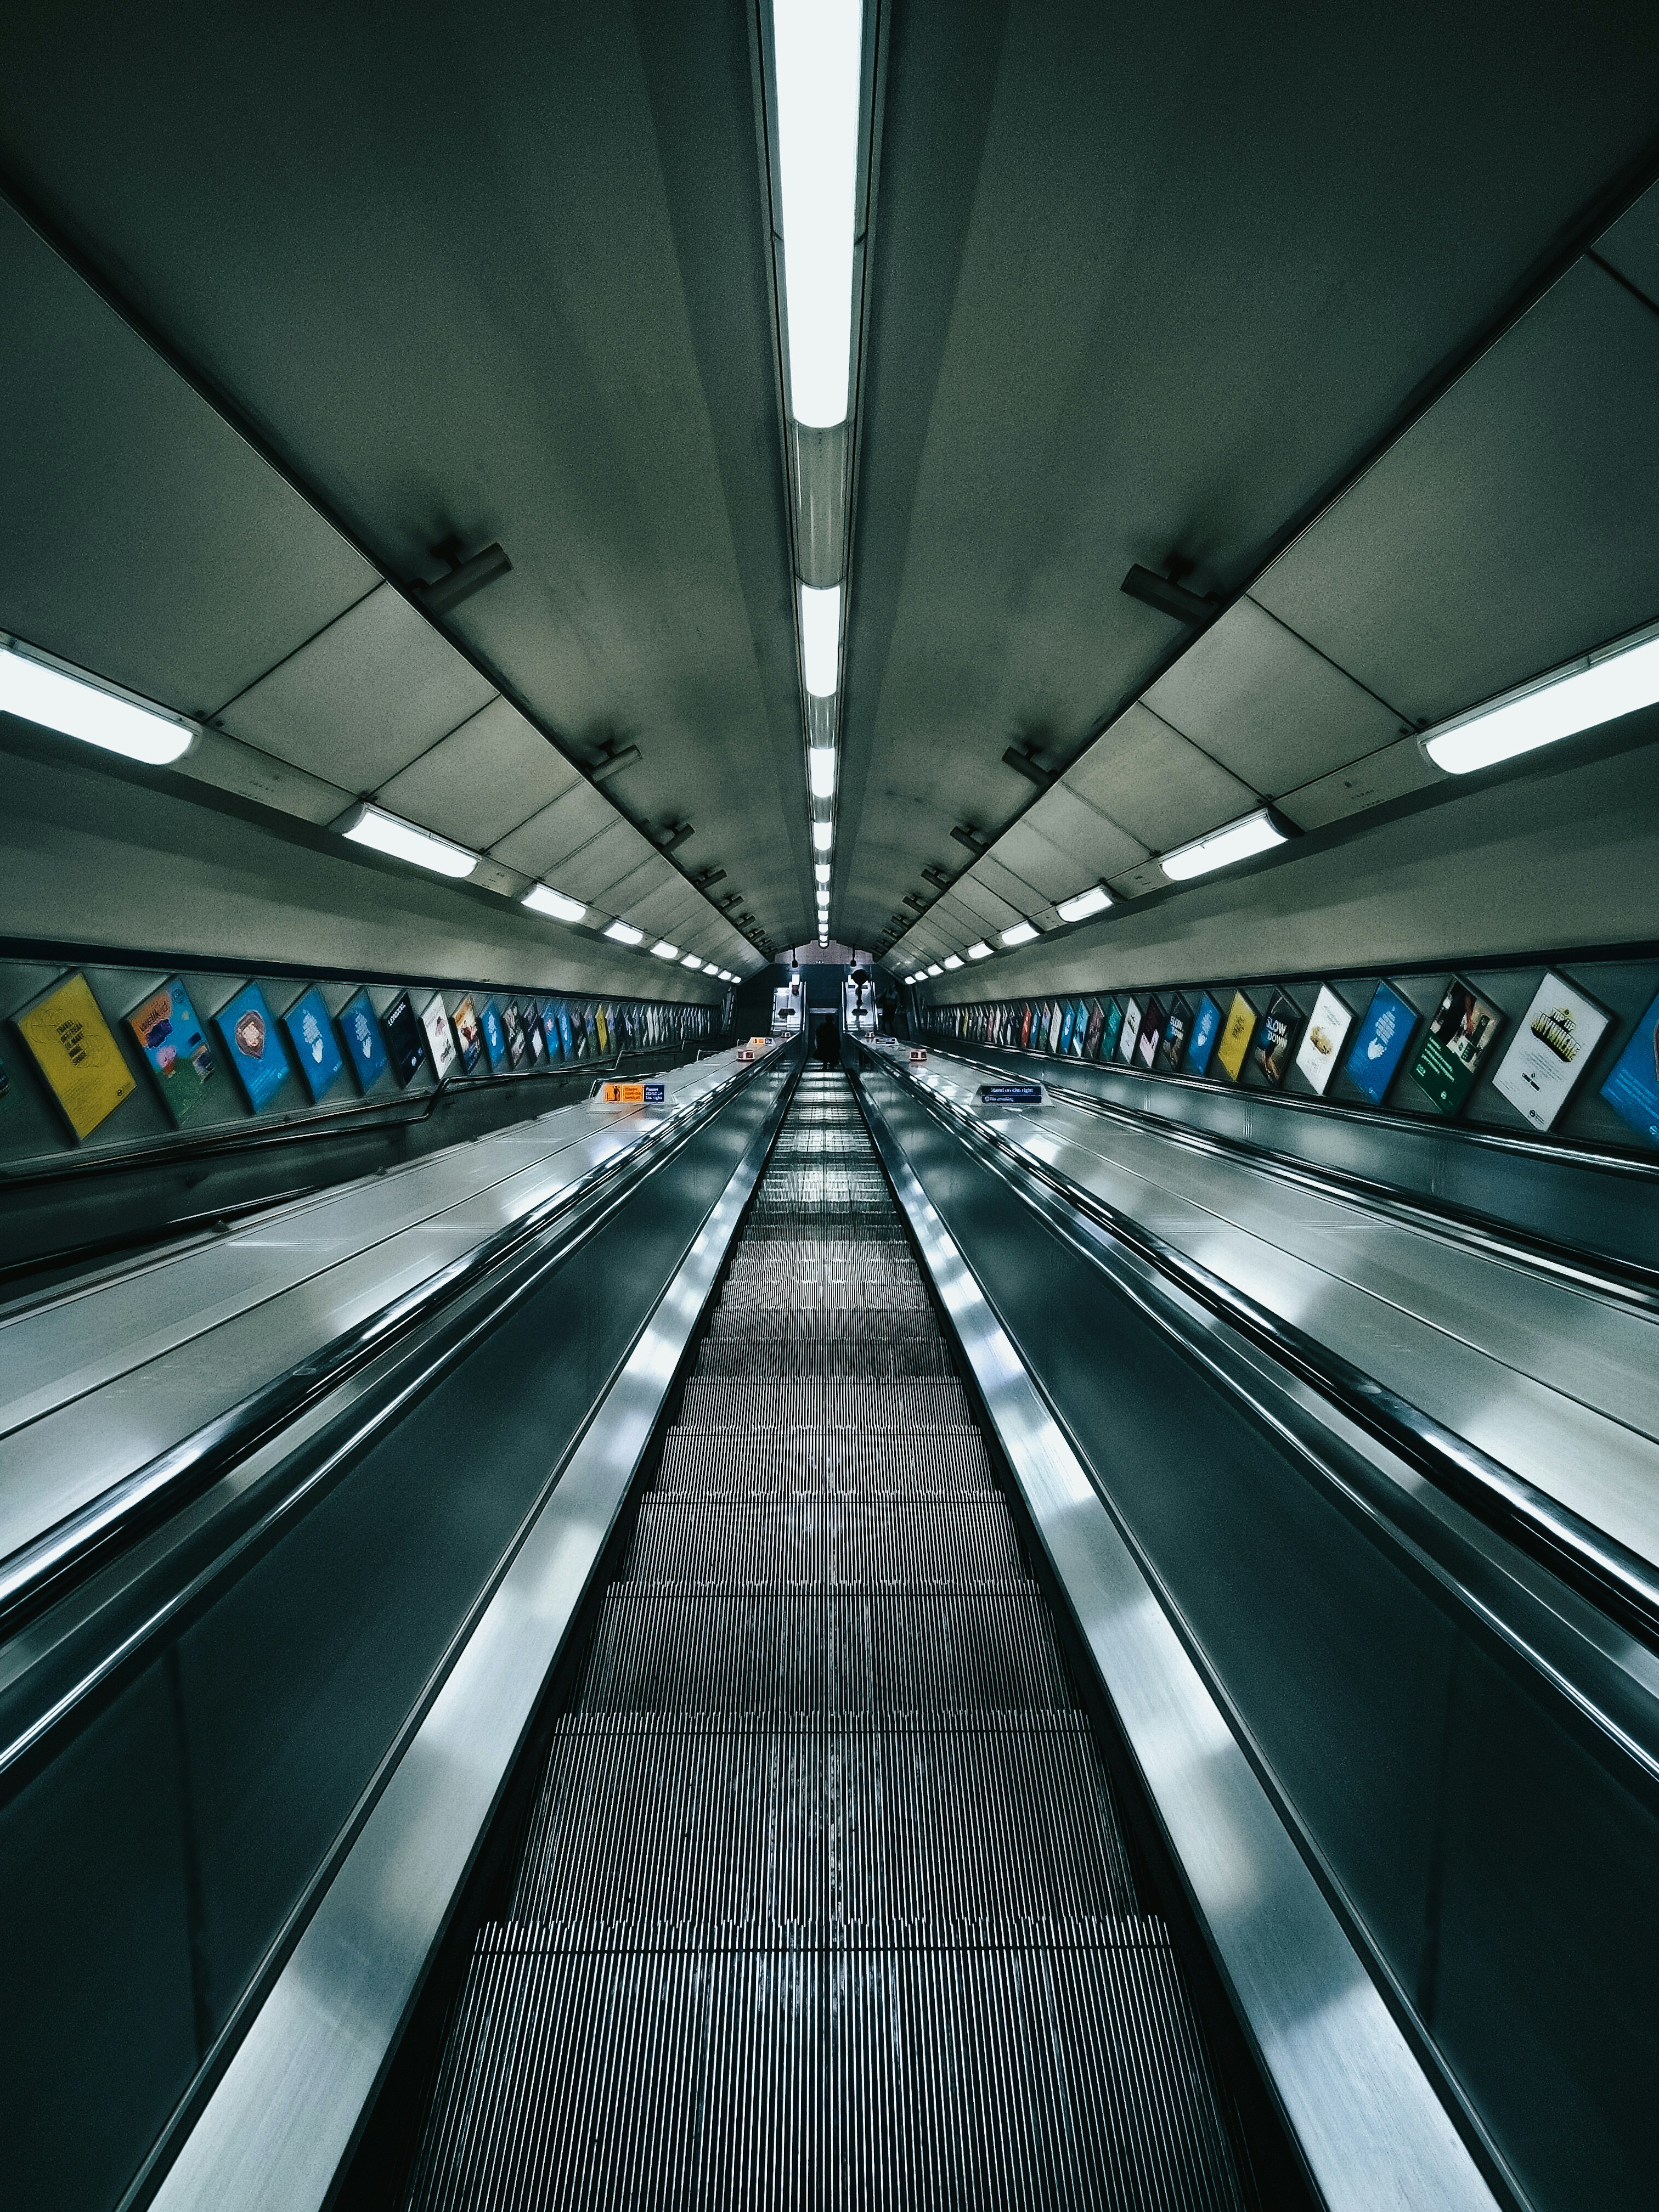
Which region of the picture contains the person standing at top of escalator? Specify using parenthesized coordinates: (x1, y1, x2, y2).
(814, 1013, 840, 1068)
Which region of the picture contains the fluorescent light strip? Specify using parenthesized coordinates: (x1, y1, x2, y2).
(926, 962, 943, 977)
(651, 940, 679, 960)
(815, 862, 831, 885)
(1160, 806, 1286, 883)
(808, 746, 837, 798)
(0, 635, 196, 765)
(812, 821, 833, 853)
(1423, 620, 1659, 774)
(604, 919, 645, 946)
(941, 954, 963, 970)
(967, 940, 992, 960)
(523, 884, 586, 923)
(800, 583, 842, 697)
(681, 953, 703, 969)
(772, 0, 862, 428)
(1000, 919, 1039, 946)
(342, 802, 478, 879)
(1055, 883, 1113, 923)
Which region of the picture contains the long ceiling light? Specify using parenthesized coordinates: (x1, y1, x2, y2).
(0, 634, 196, 765)
(1160, 806, 1286, 883)
(812, 821, 833, 853)
(808, 746, 837, 797)
(342, 802, 478, 879)
(681, 953, 703, 969)
(651, 939, 679, 960)
(1423, 619, 1659, 775)
(941, 954, 963, 970)
(604, 919, 645, 946)
(773, 0, 862, 428)
(815, 862, 831, 885)
(926, 962, 943, 977)
(1055, 883, 1113, 923)
(1000, 919, 1039, 946)
(523, 883, 587, 923)
(967, 940, 992, 960)
(800, 584, 842, 697)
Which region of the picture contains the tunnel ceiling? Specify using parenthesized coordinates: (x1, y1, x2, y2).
(2, 3, 1658, 967)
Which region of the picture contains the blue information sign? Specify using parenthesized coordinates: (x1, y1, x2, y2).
(980, 1082, 1043, 1104)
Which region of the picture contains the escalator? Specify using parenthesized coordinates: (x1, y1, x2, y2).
(393, 1068, 1259, 2206)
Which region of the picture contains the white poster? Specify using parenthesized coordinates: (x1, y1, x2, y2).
(1118, 998, 1142, 1065)
(1491, 972, 1611, 1132)
(421, 991, 458, 1079)
(1293, 983, 1353, 1096)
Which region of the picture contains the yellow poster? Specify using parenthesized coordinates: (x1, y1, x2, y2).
(1214, 991, 1258, 1084)
(17, 972, 136, 1139)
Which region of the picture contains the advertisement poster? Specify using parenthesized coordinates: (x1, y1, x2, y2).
(128, 977, 218, 1127)
(1083, 1000, 1105, 1059)
(1491, 973, 1612, 1133)
(1119, 997, 1143, 1065)
(1407, 977, 1504, 1116)
(1599, 988, 1659, 1149)
(539, 1001, 561, 1060)
(502, 1000, 527, 1067)
(282, 985, 346, 1104)
(1012, 1003, 1027, 1048)
(1102, 999, 1125, 1063)
(1254, 990, 1302, 1086)
(214, 981, 291, 1113)
(1058, 1001, 1075, 1056)
(1134, 996, 1163, 1069)
(1186, 993, 1222, 1077)
(481, 998, 509, 1071)
(420, 992, 457, 1080)
(1070, 1000, 1088, 1057)
(1293, 984, 1353, 1097)
(451, 995, 483, 1073)
(1344, 981, 1418, 1105)
(596, 1004, 612, 1055)
(16, 972, 136, 1139)
(1159, 995, 1192, 1074)
(526, 1005, 546, 1063)
(339, 989, 387, 1093)
(381, 991, 426, 1086)
(1215, 992, 1257, 1083)
(557, 1002, 575, 1059)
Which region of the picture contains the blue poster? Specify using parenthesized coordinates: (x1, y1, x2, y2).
(1187, 992, 1222, 1076)
(1344, 981, 1418, 1105)
(557, 1003, 575, 1058)
(1600, 989, 1659, 1149)
(339, 989, 388, 1093)
(214, 981, 291, 1112)
(1070, 1000, 1088, 1056)
(480, 997, 509, 1071)
(283, 986, 345, 1103)
(537, 1001, 560, 1060)
(1058, 1001, 1075, 1055)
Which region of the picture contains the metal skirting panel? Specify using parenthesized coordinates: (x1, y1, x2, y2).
(402, 1071, 1255, 2211)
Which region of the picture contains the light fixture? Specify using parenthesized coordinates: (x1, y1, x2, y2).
(0, 634, 196, 765)
(772, 0, 862, 428)
(942, 954, 963, 970)
(604, 919, 645, 946)
(815, 862, 831, 885)
(800, 583, 842, 697)
(341, 802, 478, 879)
(1000, 919, 1039, 946)
(808, 746, 837, 798)
(967, 941, 992, 960)
(812, 821, 833, 853)
(651, 940, 680, 960)
(926, 962, 943, 977)
(1056, 883, 1113, 924)
(522, 884, 588, 923)
(413, 540, 512, 618)
(1160, 806, 1288, 883)
(681, 953, 703, 969)
(1423, 619, 1659, 774)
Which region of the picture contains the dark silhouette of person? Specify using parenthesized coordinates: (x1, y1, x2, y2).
(814, 1014, 840, 1068)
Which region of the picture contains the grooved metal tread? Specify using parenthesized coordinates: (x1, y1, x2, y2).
(404, 1071, 1253, 2210)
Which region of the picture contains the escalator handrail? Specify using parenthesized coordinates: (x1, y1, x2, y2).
(0, 1049, 782, 1640)
(862, 1043, 1659, 1655)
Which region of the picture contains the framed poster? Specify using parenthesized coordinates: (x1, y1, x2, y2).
(1067, 1000, 1085, 1057)
(1083, 999, 1105, 1060)
(16, 972, 136, 1139)
(595, 1004, 611, 1056)
(1407, 977, 1503, 1116)
(1344, 981, 1418, 1105)
(480, 997, 510, 1071)
(1186, 993, 1222, 1077)
(1254, 990, 1302, 1086)
(215, 982, 290, 1113)
(1599, 988, 1659, 1149)
(526, 1004, 546, 1063)
(1294, 984, 1353, 1096)
(502, 1000, 527, 1067)
(339, 989, 388, 1093)
(283, 985, 346, 1103)
(1058, 1001, 1075, 1056)
(1021, 1002, 1036, 1048)
(557, 1002, 575, 1059)
(128, 977, 218, 1127)
(1137, 996, 1165, 1069)
(381, 991, 426, 1087)
(1118, 997, 1143, 1064)
(1101, 998, 1125, 1063)
(1214, 992, 1257, 1084)
(420, 992, 457, 1080)
(450, 994, 483, 1073)
(1159, 995, 1191, 1074)
(1491, 974, 1612, 1133)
